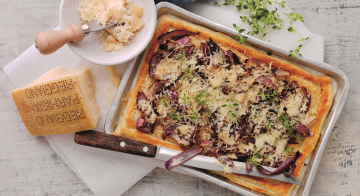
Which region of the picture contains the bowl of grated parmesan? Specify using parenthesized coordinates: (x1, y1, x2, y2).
(59, 0, 157, 65)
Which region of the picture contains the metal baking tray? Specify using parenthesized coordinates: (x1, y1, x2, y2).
(105, 2, 350, 195)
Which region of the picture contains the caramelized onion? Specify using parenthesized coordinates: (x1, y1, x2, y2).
(246, 160, 253, 171)
(304, 87, 311, 113)
(237, 151, 251, 162)
(157, 30, 197, 44)
(165, 146, 203, 171)
(186, 45, 195, 58)
(199, 140, 215, 147)
(258, 156, 294, 175)
(159, 41, 177, 51)
(215, 149, 234, 167)
(165, 90, 178, 100)
(136, 118, 154, 133)
(256, 76, 276, 89)
(284, 163, 296, 177)
(242, 138, 255, 145)
(150, 80, 170, 99)
(149, 52, 159, 78)
(163, 124, 180, 139)
(304, 116, 318, 128)
(273, 69, 291, 77)
(136, 92, 147, 112)
(176, 36, 191, 45)
(149, 51, 169, 79)
(207, 38, 221, 55)
(225, 50, 235, 66)
(289, 81, 298, 89)
(295, 122, 311, 136)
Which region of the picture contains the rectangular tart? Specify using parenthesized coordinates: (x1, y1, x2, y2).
(114, 15, 333, 196)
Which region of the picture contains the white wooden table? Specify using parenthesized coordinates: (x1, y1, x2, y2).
(1, 0, 359, 195)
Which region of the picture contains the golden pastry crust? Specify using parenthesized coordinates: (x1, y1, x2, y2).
(114, 15, 333, 195)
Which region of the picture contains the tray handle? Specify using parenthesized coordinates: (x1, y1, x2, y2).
(74, 130, 157, 157)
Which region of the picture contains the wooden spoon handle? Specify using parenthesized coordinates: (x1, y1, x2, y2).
(35, 23, 84, 55)
(74, 130, 157, 157)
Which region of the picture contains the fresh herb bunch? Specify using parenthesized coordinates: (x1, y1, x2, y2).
(215, 0, 309, 60)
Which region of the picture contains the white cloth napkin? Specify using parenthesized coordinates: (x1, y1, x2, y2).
(3, 2, 324, 196)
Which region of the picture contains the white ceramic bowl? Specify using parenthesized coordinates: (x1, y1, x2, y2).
(59, 0, 157, 65)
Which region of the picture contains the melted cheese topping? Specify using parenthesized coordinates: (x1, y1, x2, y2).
(134, 36, 317, 170)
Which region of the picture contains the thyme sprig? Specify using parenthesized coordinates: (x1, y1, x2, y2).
(177, 54, 186, 62)
(182, 68, 191, 79)
(169, 91, 211, 121)
(215, 0, 309, 60)
(278, 112, 304, 142)
(247, 144, 267, 166)
(259, 88, 278, 105)
(222, 102, 239, 122)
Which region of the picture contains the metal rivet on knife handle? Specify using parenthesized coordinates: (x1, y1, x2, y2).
(143, 146, 149, 152)
(120, 141, 126, 147)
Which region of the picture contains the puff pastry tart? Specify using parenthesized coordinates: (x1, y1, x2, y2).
(114, 15, 333, 195)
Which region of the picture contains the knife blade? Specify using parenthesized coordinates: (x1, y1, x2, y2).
(155, 146, 301, 185)
(74, 131, 301, 185)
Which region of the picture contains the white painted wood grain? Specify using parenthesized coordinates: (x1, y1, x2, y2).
(1, 0, 359, 195)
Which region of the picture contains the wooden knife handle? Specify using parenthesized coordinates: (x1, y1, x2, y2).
(35, 23, 84, 55)
(74, 130, 157, 157)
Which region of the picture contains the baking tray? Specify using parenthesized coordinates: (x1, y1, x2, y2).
(105, 2, 350, 195)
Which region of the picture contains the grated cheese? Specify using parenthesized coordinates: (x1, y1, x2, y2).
(77, 0, 144, 52)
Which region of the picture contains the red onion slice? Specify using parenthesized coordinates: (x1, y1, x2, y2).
(237, 151, 251, 162)
(159, 41, 177, 51)
(186, 45, 195, 58)
(165, 90, 178, 100)
(176, 36, 191, 45)
(289, 81, 298, 89)
(225, 50, 241, 66)
(304, 87, 311, 113)
(284, 163, 296, 177)
(258, 156, 294, 175)
(305, 116, 317, 128)
(136, 118, 153, 133)
(136, 92, 147, 112)
(246, 160, 253, 171)
(165, 146, 203, 171)
(207, 38, 221, 55)
(242, 138, 255, 145)
(215, 149, 235, 167)
(295, 122, 311, 136)
(157, 30, 197, 44)
(256, 76, 277, 89)
(163, 124, 180, 139)
(273, 69, 291, 77)
(225, 50, 235, 66)
(149, 80, 170, 99)
(149, 52, 159, 78)
(199, 140, 215, 147)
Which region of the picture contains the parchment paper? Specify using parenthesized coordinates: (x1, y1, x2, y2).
(2, 2, 324, 196)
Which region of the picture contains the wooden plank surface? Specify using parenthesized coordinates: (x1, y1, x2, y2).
(0, 0, 359, 195)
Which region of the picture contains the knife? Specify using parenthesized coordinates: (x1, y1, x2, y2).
(74, 130, 301, 185)
(35, 21, 116, 55)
